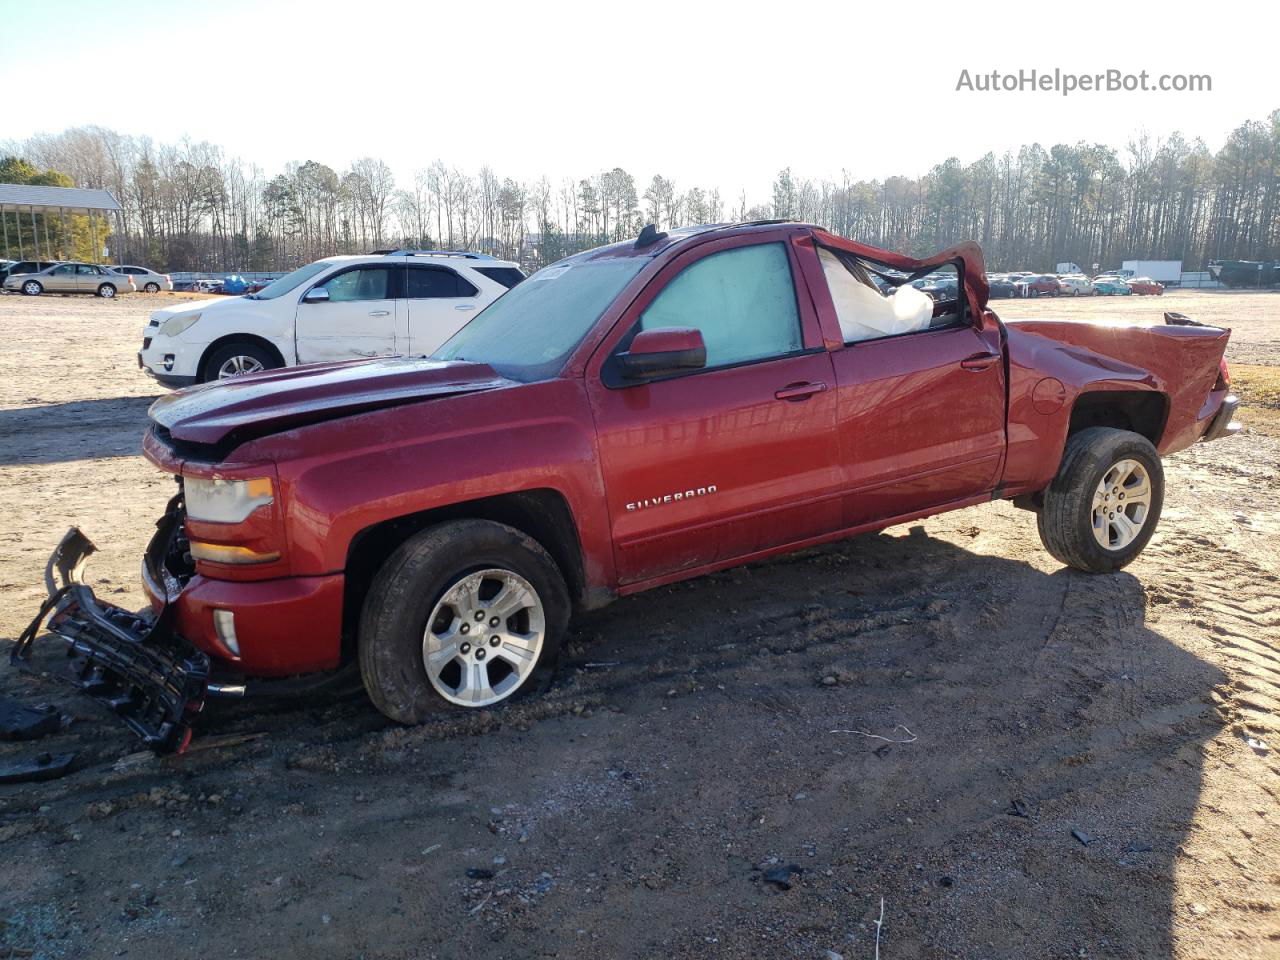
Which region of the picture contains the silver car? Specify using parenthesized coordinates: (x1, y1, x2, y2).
(3, 262, 135, 298)
(110, 264, 172, 292)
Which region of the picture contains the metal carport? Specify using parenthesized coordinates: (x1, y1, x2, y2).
(0, 183, 123, 261)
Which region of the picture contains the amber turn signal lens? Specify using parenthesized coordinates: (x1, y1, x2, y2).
(189, 541, 280, 565)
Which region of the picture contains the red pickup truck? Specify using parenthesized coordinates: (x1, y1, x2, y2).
(18, 222, 1240, 751)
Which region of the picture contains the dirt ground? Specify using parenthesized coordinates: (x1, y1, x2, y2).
(0, 289, 1276, 960)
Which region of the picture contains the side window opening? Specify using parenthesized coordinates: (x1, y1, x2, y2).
(818, 247, 966, 345)
(475, 266, 525, 289)
(320, 267, 391, 302)
(635, 242, 803, 370)
(406, 267, 478, 299)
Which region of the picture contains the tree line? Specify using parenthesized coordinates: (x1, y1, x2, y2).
(4, 108, 1277, 274)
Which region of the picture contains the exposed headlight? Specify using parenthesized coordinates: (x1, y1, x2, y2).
(161, 312, 201, 337)
(184, 475, 274, 523)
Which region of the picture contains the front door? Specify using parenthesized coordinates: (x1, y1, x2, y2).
(402, 264, 482, 354)
(588, 237, 840, 586)
(295, 264, 399, 364)
(45, 263, 77, 292)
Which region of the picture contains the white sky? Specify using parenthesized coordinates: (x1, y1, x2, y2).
(2, 0, 1274, 206)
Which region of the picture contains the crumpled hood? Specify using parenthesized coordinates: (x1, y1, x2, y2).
(149, 357, 515, 447)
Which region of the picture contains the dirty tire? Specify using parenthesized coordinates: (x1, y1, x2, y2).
(358, 519, 569, 724)
(1037, 427, 1164, 573)
(200, 341, 279, 382)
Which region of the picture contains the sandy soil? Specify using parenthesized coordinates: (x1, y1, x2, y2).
(0, 289, 1276, 960)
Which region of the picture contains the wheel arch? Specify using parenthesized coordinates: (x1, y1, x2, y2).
(197, 334, 287, 381)
(1066, 388, 1169, 447)
(341, 488, 589, 659)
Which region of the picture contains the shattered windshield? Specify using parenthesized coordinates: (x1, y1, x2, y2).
(434, 257, 647, 382)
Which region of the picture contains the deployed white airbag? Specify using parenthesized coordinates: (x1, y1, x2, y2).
(819, 248, 935, 343)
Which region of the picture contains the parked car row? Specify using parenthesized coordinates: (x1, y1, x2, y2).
(984, 271, 1165, 298)
(0, 259, 172, 297)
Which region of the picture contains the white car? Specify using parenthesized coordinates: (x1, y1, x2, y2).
(1057, 275, 1092, 296)
(137, 250, 525, 385)
(111, 264, 173, 292)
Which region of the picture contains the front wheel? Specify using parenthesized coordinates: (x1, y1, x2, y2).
(358, 519, 569, 724)
(1036, 427, 1164, 573)
(21, 280, 42, 296)
(201, 341, 279, 382)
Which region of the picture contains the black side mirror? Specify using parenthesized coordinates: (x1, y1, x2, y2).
(618, 327, 707, 380)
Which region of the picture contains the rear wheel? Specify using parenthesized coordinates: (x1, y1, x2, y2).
(201, 341, 280, 382)
(21, 280, 42, 296)
(96, 283, 116, 298)
(358, 519, 568, 724)
(1036, 427, 1163, 573)
(144, 281, 160, 293)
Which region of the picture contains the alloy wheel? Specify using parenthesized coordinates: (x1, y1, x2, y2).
(422, 569, 545, 707)
(1091, 459, 1153, 550)
(216, 355, 265, 378)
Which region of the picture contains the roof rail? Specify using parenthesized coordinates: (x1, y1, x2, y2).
(373, 248, 499, 261)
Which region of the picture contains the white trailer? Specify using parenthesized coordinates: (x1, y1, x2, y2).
(1121, 260, 1182, 285)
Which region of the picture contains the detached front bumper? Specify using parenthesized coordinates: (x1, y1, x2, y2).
(11, 522, 210, 754)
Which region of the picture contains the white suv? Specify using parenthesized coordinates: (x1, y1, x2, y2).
(137, 250, 525, 385)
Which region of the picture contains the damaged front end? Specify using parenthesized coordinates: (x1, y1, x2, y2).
(11, 498, 210, 753)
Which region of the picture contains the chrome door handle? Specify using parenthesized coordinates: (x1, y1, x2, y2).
(455, 304, 476, 311)
(368, 310, 390, 317)
(774, 381, 828, 401)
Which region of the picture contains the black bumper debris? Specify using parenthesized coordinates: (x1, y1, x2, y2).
(11, 524, 209, 754)
(0, 751, 75, 784)
(0, 696, 59, 741)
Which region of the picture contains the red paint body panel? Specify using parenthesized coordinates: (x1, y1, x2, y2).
(131, 223, 1235, 679)
(1000, 318, 1231, 494)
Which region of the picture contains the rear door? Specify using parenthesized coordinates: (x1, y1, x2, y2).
(587, 235, 841, 585)
(402, 264, 481, 354)
(77, 265, 107, 292)
(294, 264, 398, 364)
(811, 251, 1007, 525)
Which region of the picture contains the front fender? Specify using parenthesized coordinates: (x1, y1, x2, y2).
(238, 379, 613, 590)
